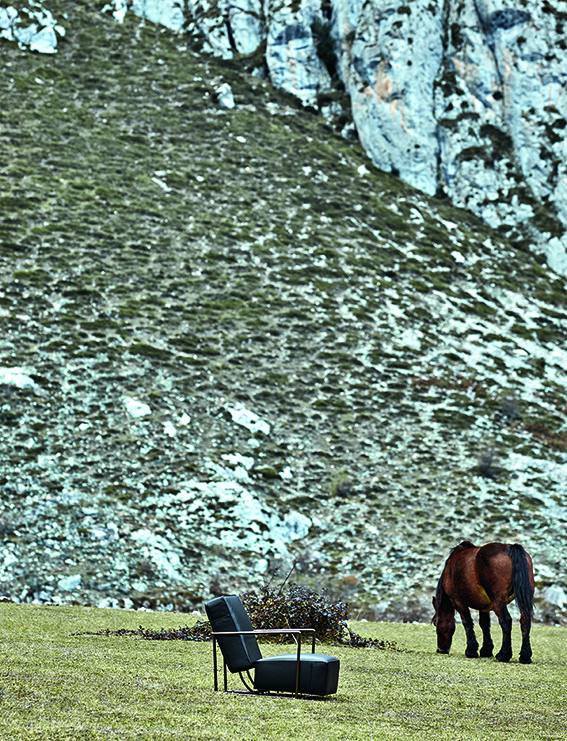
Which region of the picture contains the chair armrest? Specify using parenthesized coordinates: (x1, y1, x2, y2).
(211, 629, 302, 636)
(211, 628, 315, 636)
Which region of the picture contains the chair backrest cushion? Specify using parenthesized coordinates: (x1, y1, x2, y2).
(205, 595, 262, 672)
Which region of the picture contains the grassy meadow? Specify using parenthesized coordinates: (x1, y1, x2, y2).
(0, 603, 565, 740)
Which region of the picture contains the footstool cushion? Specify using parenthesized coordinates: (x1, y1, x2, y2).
(254, 653, 340, 696)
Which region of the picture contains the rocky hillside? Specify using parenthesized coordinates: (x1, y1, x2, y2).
(3, 1, 567, 274)
(0, 1, 566, 621)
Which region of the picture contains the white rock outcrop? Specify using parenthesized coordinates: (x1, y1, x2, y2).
(0, 366, 39, 391)
(109, 0, 567, 273)
(1, 1, 63, 53)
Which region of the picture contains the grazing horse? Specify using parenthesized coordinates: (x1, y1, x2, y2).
(432, 541, 534, 664)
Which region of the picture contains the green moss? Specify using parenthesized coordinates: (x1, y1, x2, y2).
(126, 342, 170, 359)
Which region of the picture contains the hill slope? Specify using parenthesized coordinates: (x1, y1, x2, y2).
(0, 1, 566, 619)
(5, 0, 567, 272)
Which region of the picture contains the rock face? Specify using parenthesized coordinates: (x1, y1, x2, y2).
(101, 0, 567, 274)
(0, 0, 63, 53)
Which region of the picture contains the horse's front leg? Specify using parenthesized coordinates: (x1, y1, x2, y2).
(457, 607, 479, 658)
(478, 611, 494, 657)
(493, 603, 513, 662)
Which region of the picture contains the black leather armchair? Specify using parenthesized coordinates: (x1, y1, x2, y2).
(205, 595, 340, 698)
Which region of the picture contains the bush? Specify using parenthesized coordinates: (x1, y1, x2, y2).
(242, 584, 348, 644)
(242, 584, 396, 648)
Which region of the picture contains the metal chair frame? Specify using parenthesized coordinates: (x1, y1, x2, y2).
(211, 628, 316, 698)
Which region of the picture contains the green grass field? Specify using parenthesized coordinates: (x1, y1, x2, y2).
(0, 604, 565, 740)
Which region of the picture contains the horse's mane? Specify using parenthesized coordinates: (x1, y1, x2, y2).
(433, 541, 477, 620)
(448, 540, 476, 556)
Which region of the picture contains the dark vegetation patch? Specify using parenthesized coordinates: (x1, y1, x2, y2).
(524, 420, 567, 452)
(87, 585, 399, 649)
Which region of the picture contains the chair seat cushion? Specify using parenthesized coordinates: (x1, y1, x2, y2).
(254, 653, 339, 696)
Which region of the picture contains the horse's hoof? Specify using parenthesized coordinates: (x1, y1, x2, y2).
(465, 650, 479, 659)
(519, 655, 532, 665)
(436, 649, 449, 654)
(495, 653, 511, 663)
(479, 648, 493, 658)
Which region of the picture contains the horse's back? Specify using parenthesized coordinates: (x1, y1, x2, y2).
(441, 541, 534, 612)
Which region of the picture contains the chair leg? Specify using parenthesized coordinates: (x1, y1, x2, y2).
(295, 634, 302, 697)
(223, 658, 228, 691)
(212, 637, 218, 691)
(239, 672, 256, 692)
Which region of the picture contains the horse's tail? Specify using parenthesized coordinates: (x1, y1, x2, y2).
(509, 544, 534, 617)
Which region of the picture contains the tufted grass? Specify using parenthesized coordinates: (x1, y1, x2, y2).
(0, 603, 565, 740)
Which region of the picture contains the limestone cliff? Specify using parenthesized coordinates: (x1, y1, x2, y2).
(106, 0, 567, 274)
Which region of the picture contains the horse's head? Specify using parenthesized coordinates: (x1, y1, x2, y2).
(432, 594, 455, 653)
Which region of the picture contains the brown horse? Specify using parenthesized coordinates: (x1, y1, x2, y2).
(432, 541, 534, 663)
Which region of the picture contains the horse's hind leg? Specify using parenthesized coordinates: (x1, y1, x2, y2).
(478, 611, 494, 657)
(519, 609, 533, 664)
(457, 607, 479, 658)
(493, 603, 513, 662)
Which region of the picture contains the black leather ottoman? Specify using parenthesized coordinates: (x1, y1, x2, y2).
(254, 653, 340, 696)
